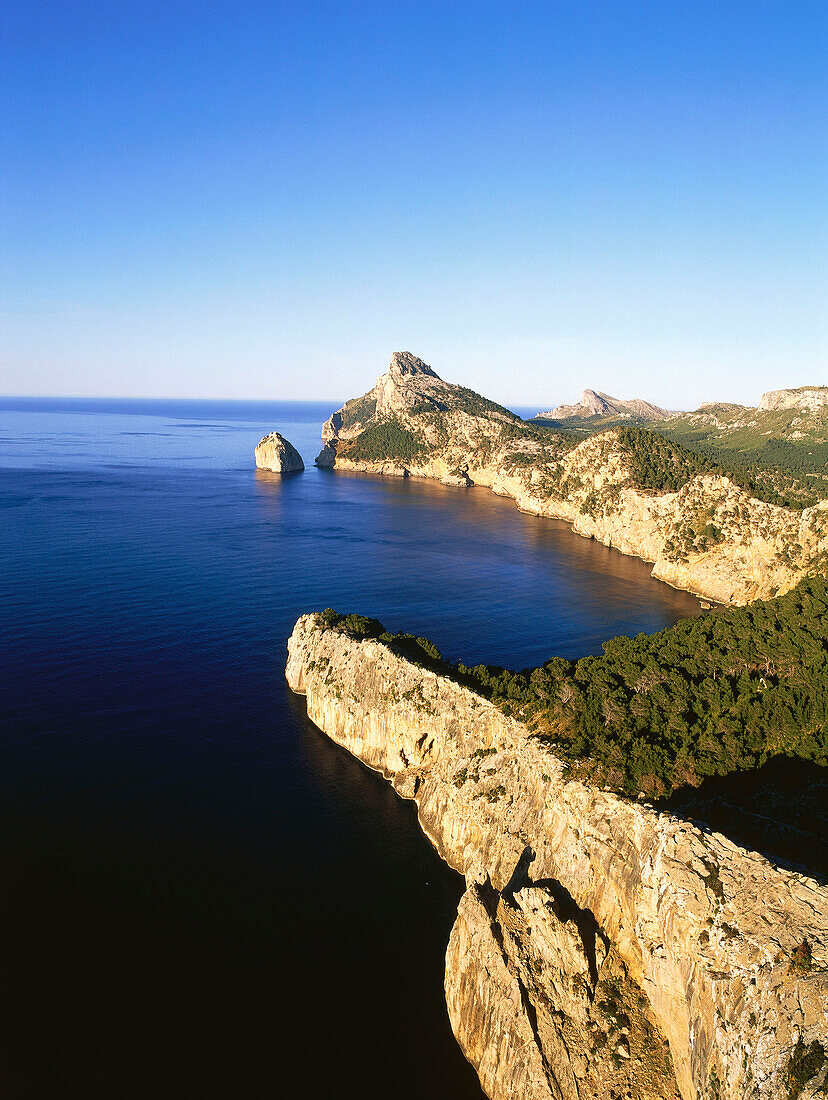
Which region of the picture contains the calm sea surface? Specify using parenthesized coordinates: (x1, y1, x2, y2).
(0, 398, 702, 1098)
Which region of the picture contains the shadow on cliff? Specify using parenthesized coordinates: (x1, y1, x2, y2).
(659, 756, 828, 883)
(499, 845, 607, 990)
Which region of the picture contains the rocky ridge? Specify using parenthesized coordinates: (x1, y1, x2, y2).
(316, 354, 828, 605)
(286, 615, 828, 1100)
(536, 388, 673, 421)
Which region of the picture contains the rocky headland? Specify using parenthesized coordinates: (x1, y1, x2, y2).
(314, 353, 828, 606)
(286, 615, 828, 1100)
(298, 354, 828, 1097)
(254, 431, 304, 473)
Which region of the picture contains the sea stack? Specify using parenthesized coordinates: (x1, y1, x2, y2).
(254, 432, 304, 473)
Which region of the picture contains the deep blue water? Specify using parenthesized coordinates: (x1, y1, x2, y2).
(0, 398, 702, 1098)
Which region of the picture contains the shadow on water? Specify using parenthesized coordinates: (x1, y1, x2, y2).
(660, 757, 828, 884)
(283, 691, 485, 1100)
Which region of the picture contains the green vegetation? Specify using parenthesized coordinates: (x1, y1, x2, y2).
(340, 417, 425, 463)
(319, 577, 828, 799)
(784, 1038, 825, 1100)
(461, 577, 828, 797)
(538, 409, 828, 508)
(613, 426, 709, 492)
(655, 417, 828, 508)
(613, 424, 795, 505)
(319, 609, 443, 666)
(789, 939, 814, 975)
(451, 385, 520, 420)
(337, 394, 378, 431)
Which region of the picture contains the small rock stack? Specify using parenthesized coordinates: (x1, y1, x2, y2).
(254, 432, 304, 473)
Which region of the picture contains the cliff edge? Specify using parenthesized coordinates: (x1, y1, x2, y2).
(286, 614, 828, 1100)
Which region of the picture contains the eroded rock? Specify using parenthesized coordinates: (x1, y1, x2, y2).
(316, 354, 828, 605)
(254, 431, 304, 473)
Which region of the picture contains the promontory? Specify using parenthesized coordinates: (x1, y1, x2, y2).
(292, 354, 828, 1099)
(315, 352, 828, 605)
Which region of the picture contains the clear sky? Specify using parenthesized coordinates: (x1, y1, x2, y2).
(2, 1, 825, 409)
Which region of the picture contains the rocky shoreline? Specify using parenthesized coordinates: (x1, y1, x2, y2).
(316, 353, 828, 606)
(286, 614, 828, 1100)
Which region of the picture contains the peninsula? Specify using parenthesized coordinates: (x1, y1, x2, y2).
(316, 353, 828, 605)
(286, 609, 828, 1100)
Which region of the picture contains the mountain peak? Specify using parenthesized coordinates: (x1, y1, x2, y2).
(388, 351, 441, 380)
(537, 389, 672, 422)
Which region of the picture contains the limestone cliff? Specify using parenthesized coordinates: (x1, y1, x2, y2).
(315, 354, 828, 605)
(254, 431, 304, 473)
(286, 615, 828, 1100)
(758, 388, 828, 414)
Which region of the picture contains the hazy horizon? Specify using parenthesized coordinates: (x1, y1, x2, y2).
(1, 352, 822, 414)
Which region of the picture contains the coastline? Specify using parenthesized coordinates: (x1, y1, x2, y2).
(285, 613, 828, 1100)
(320, 450, 828, 608)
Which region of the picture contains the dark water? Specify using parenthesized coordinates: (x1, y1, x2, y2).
(0, 399, 702, 1098)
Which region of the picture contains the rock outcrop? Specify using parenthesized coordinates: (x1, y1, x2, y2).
(758, 388, 828, 414)
(536, 389, 673, 421)
(315, 354, 828, 605)
(254, 431, 304, 473)
(286, 616, 828, 1100)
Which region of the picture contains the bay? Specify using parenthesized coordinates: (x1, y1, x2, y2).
(0, 398, 701, 1097)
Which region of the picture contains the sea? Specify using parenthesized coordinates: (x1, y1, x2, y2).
(0, 397, 704, 1098)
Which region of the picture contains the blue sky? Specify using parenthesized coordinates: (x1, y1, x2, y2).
(2, 1, 825, 408)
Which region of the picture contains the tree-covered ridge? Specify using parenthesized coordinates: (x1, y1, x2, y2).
(318, 577, 828, 800)
(538, 407, 828, 509)
(654, 417, 828, 509)
(613, 426, 710, 492)
(538, 420, 809, 507)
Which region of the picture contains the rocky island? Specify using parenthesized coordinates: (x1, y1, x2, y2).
(315, 352, 828, 605)
(254, 431, 304, 473)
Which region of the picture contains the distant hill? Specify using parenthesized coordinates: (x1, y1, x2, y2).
(540, 385, 828, 508)
(535, 388, 673, 422)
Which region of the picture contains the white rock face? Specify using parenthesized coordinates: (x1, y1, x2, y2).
(758, 387, 828, 413)
(286, 616, 828, 1100)
(254, 432, 304, 473)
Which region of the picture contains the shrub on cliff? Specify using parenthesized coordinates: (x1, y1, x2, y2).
(319, 610, 385, 638)
(339, 418, 424, 463)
